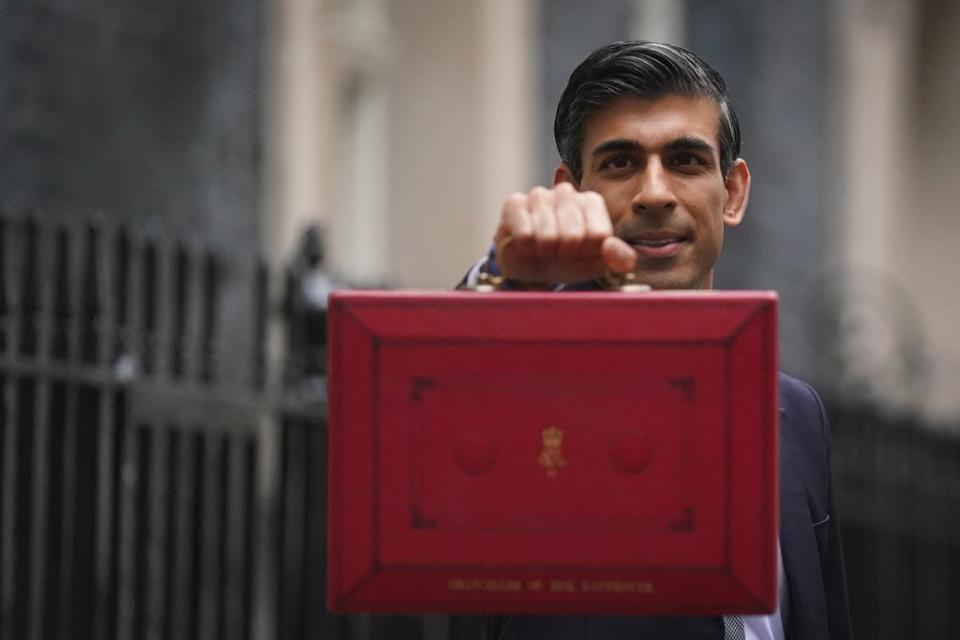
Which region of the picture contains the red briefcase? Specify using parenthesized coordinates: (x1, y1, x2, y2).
(326, 290, 778, 616)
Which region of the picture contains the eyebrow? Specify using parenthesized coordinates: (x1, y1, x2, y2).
(591, 139, 641, 157)
(665, 136, 715, 153)
(590, 136, 715, 158)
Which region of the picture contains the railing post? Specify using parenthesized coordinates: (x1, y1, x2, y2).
(253, 261, 287, 640)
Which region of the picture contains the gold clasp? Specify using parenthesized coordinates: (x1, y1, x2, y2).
(597, 271, 652, 293)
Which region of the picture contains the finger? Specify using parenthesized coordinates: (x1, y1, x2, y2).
(528, 187, 558, 261)
(496, 193, 536, 260)
(581, 191, 613, 259)
(553, 184, 585, 261)
(600, 236, 637, 275)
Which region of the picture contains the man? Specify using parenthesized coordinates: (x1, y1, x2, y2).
(465, 41, 852, 639)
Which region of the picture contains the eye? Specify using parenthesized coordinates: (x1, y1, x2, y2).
(670, 152, 707, 170)
(601, 153, 636, 170)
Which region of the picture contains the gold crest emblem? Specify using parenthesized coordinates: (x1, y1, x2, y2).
(538, 426, 567, 478)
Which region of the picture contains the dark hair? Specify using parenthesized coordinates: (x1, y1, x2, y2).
(554, 41, 741, 180)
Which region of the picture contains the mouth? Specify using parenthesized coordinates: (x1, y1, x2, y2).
(627, 233, 688, 258)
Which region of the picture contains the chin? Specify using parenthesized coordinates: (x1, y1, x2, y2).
(635, 270, 705, 291)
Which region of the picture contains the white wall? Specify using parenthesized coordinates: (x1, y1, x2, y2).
(261, 0, 535, 288)
(838, 0, 960, 423)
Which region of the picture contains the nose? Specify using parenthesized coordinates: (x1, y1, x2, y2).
(632, 158, 676, 213)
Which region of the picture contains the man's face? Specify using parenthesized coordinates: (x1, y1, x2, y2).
(561, 94, 749, 290)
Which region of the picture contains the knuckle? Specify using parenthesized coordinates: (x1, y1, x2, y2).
(582, 190, 605, 206)
(503, 192, 527, 212)
(529, 185, 550, 198)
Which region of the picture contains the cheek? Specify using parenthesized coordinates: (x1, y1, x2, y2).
(595, 186, 633, 225)
(688, 198, 726, 257)
(691, 190, 727, 227)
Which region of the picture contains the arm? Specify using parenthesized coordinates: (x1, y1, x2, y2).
(809, 384, 854, 640)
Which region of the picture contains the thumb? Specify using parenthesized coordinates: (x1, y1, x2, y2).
(600, 237, 637, 275)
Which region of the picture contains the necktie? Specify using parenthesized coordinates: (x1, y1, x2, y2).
(723, 615, 745, 640)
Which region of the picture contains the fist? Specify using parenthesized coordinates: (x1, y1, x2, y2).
(493, 183, 637, 285)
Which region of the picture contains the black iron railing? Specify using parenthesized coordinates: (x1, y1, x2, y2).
(0, 210, 262, 640)
(2, 206, 960, 640)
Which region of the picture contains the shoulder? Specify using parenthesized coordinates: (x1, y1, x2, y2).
(780, 373, 830, 476)
(779, 372, 830, 447)
(779, 372, 826, 418)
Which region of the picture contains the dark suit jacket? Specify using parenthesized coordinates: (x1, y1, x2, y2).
(485, 373, 853, 640)
(457, 268, 853, 638)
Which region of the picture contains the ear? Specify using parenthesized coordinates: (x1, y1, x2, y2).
(552, 164, 580, 189)
(722, 158, 751, 227)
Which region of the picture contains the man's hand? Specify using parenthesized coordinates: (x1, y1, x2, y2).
(493, 183, 637, 285)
